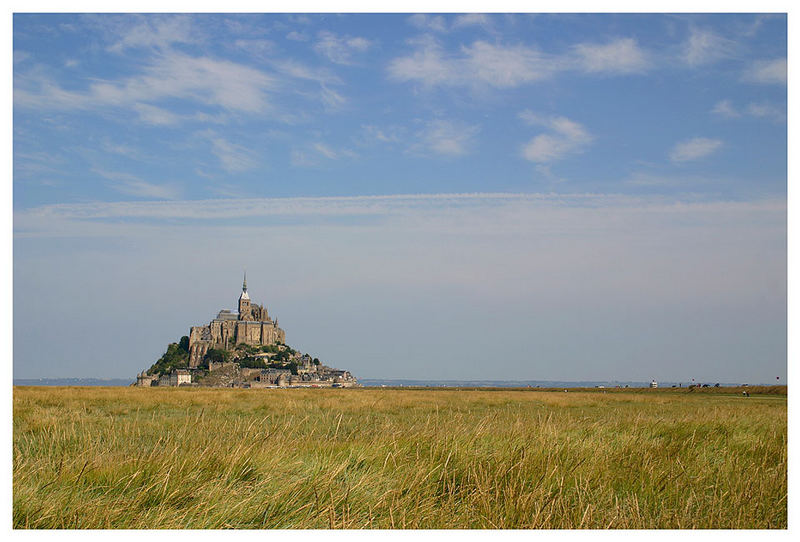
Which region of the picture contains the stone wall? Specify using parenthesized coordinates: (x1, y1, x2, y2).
(188, 313, 286, 366)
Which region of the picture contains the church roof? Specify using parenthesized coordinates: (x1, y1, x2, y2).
(239, 271, 250, 300)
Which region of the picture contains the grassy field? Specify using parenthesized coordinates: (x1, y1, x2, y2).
(13, 386, 786, 529)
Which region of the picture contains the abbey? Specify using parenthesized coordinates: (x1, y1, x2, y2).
(188, 275, 286, 367)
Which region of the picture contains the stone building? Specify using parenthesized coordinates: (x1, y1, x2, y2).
(174, 369, 192, 386)
(188, 274, 286, 367)
(136, 372, 158, 387)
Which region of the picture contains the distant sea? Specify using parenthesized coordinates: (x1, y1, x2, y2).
(14, 378, 744, 388)
(359, 379, 741, 388)
(14, 378, 134, 387)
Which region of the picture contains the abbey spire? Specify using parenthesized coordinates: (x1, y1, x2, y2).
(238, 270, 252, 320)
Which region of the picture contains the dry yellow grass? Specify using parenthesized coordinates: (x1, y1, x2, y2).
(13, 386, 786, 529)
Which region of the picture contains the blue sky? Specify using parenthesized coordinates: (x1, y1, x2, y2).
(13, 13, 787, 383)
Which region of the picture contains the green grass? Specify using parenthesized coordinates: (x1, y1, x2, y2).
(13, 386, 786, 529)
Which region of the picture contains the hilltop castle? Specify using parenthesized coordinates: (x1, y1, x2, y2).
(187, 274, 286, 367)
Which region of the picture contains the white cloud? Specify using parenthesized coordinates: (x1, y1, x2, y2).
(134, 103, 181, 125)
(16, 51, 275, 114)
(313, 143, 338, 159)
(389, 37, 649, 89)
(387, 38, 459, 87)
(746, 102, 784, 122)
(14, 50, 30, 64)
(13, 192, 786, 240)
(92, 168, 179, 199)
(669, 137, 723, 162)
(463, 41, 556, 87)
(289, 142, 356, 166)
(407, 14, 447, 33)
(209, 137, 258, 173)
(711, 100, 740, 118)
(271, 60, 340, 85)
(358, 124, 405, 145)
(743, 58, 787, 84)
(519, 112, 593, 163)
(452, 14, 491, 29)
(572, 38, 649, 74)
(101, 140, 143, 159)
(413, 119, 480, 156)
(389, 39, 555, 89)
(234, 39, 275, 56)
(286, 31, 309, 42)
(712, 100, 784, 123)
(320, 85, 346, 111)
(684, 28, 738, 66)
(108, 15, 196, 52)
(313, 31, 371, 64)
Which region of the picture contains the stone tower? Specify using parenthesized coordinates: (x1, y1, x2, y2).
(238, 271, 252, 321)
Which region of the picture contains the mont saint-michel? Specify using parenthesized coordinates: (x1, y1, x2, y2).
(135, 275, 358, 388)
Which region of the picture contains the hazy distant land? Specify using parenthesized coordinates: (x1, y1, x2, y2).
(14, 377, 751, 388)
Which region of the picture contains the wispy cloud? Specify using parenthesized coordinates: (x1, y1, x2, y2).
(684, 28, 738, 66)
(313, 31, 371, 64)
(412, 119, 480, 156)
(92, 168, 179, 199)
(746, 102, 785, 122)
(209, 137, 258, 172)
(388, 37, 650, 89)
(286, 31, 309, 42)
(268, 59, 346, 111)
(14, 192, 786, 240)
(313, 142, 338, 159)
(134, 103, 181, 125)
(107, 15, 197, 52)
(290, 141, 357, 166)
(320, 85, 346, 111)
(669, 137, 723, 162)
(407, 13, 493, 33)
(388, 38, 554, 89)
(16, 51, 276, 114)
(234, 39, 275, 57)
(271, 59, 340, 85)
(452, 14, 491, 30)
(519, 111, 593, 163)
(711, 99, 740, 118)
(712, 99, 784, 123)
(743, 58, 787, 84)
(407, 14, 447, 33)
(101, 140, 144, 159)
(358, 124, 406, 145)
(462, 41, 557, 87)
(13, 50, 30, 64)
(572, 38, 649, 74)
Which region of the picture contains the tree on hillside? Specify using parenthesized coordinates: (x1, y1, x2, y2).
(239, 357, 268, 369)
(147, 341, 189, 375)
(204, 348, 231, 364)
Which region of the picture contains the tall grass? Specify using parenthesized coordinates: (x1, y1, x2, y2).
(13, 387, 786, 529)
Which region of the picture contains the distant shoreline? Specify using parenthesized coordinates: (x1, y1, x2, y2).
(14, 378, 774, 388)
